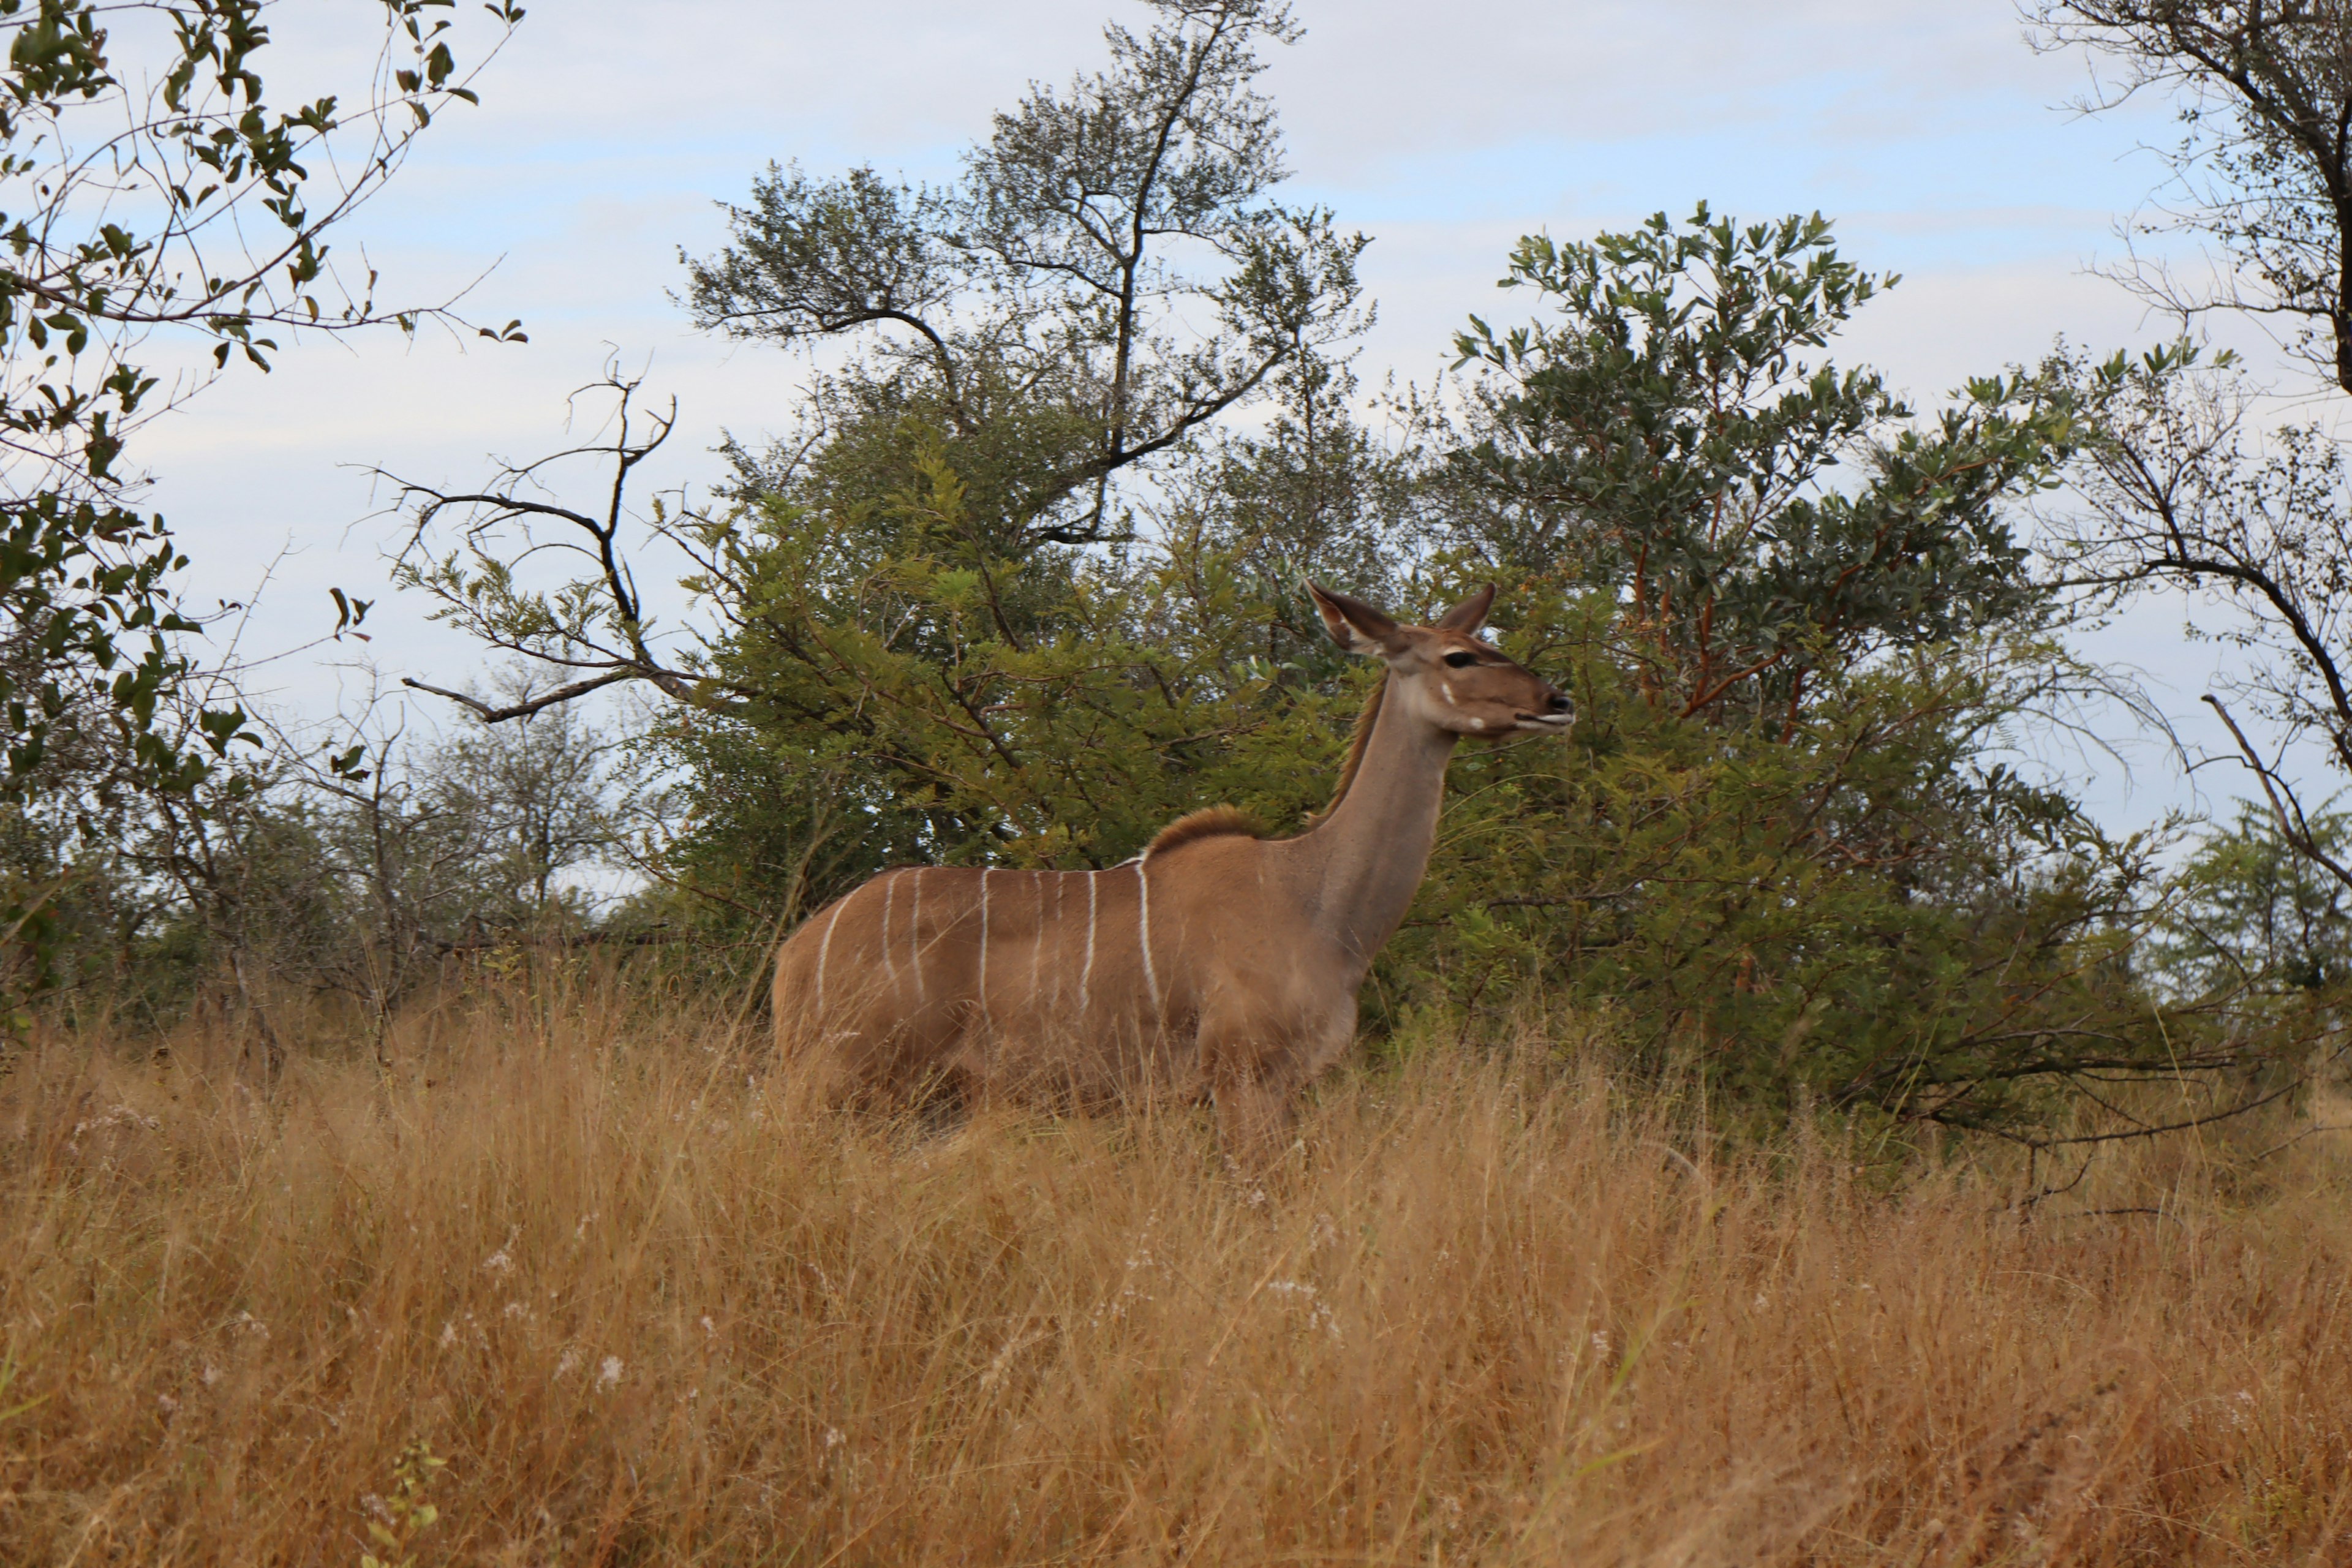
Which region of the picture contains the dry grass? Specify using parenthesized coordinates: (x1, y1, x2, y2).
(4, 982, 2352, 1565)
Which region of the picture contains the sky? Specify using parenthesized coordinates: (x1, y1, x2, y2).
(127, 0, 2285, 829)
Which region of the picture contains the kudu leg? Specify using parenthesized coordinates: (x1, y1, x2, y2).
(1202, 1012, 1304, 1167)
(1211, 1075, 1297, 1167)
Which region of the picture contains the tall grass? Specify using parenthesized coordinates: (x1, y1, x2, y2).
(3, 982, 2350, 1564)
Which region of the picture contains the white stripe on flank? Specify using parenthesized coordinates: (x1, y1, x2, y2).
(1080, 873, 1098, 1017)
(1028, 872, 1044, 1006)
(1136, 861, 1161, 1017)
(909, 870, 926, 1002)
(1051, 875, 1066, 1014)
(979, 869, 993, 1032)
(880, 873, 900, 998)
(815, 898, 848, 1014)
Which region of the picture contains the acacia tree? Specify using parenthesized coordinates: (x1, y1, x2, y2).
(0, 0, 525, 1018)
(679, 0, 1360, 551)
(392, 0, 1374, 916)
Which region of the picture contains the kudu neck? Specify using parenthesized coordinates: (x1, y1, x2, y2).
(1297, 674, 1458, 968)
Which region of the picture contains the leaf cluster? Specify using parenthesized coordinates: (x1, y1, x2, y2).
(1438, 206, 2079, 728)
(1396, 601, 2217, 1131)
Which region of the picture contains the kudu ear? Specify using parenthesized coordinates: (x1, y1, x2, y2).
(1306, 581, 1408, 657)
(1435, 583, 1496, 633)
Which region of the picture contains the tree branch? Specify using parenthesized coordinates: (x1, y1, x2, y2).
(401, 670, 635, 724)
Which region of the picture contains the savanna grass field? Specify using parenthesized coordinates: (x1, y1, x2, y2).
(5, 977, 2350, 1566)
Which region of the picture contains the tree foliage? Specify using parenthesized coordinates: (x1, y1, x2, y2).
(1337, 213, 2216, 1129)
(2155, 797, 2352, 997)
(1438, 208, 2079, 727)
(680, 0, 1362, 549)
(0, 0, 523, 1019)
(393, 0, 1379, 914)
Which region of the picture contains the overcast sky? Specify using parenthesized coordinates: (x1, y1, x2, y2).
(137, 0, 2271, 826)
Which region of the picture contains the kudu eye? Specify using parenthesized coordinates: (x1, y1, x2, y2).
(1442, 651, 1478, 668)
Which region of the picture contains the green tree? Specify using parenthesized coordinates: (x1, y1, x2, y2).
(2155, 799, 2352, 998)
(1393, 616, 2205, 1132)
(1438, 208, 2078, 728)
(1389, 210, 2239, 1130)
(680, 0, 1362, 550)
(394, 0, 1376, 919)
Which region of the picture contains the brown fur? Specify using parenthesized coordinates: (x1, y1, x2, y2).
(770, 581, 1572, 1157)
(1308, 669, 1387, 826)
(1147, 805, 1264, 857)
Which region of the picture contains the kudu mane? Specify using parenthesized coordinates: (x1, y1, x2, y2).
(1144, 672, 1389, 851)
(1307, 669, 1387, 827)
(1147, 804, 1264, 856)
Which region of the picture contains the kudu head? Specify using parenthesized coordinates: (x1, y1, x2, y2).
(1306, 581, 1574, 737)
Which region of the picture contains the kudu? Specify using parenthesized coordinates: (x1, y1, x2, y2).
(770, 581, 1575, 1153)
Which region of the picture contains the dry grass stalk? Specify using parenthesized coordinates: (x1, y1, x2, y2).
(2, 983, 2349, 1564)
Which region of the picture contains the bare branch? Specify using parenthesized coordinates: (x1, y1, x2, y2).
(2203, 693, 2352, 891)
(401, 671, 636, 725)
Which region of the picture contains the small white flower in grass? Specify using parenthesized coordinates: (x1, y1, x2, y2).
(439, 1321, 459, 1349)
(598, 1355, 622, 1390)
(1590, 1330, 1611, 1357)
(235, 1310, 268, 1338)
(1266, 1280, 1341, 1341)
(700, 1315, 717, 1338)
(201, 1364, 221, 1386)
(823, 1427, 845, 1449)
(157, 1392, 178, 1413)
(482, 1247, 513, 1275)
(555, 1348, 582, 1379)
(503, 1301, 529, 1321)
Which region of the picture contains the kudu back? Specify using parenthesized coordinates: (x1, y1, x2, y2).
(770, 582, 1574, 1153)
